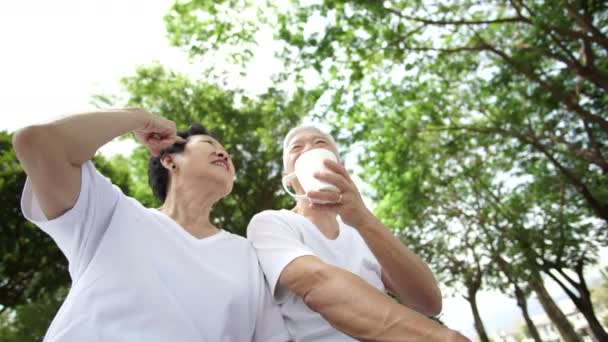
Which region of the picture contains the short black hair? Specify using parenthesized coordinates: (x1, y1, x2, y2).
(148, 123, 213, 202)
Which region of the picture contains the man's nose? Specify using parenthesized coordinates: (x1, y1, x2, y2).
(301, 143, 316, 154)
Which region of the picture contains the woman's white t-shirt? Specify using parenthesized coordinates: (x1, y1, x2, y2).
(247, 209, 385, 342)
(21, 161, 289, 342)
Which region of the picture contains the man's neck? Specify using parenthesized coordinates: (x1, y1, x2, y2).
(294, 202, 340, 239)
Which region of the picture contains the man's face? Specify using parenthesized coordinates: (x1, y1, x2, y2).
(283, 129, 338, 175)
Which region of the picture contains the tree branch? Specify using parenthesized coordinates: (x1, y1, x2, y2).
(526, 135, 608, 222)
(427, 124, 608, 173)
(563, 0, 608, 52)
(541, 31, 608, 92)
(429, 124, 608, 222)
(384, 7, 525, 26)
(482, 43, 608, 133)
(582, 119, 606, 172)
(544, 268, 582, 303)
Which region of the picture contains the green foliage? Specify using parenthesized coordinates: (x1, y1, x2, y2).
(164, 0, 608, 336)
(0, 287, 67, 342)
(4, 0, 607, 337)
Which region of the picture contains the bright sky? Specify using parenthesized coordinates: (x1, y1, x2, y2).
(1, 1, 605, 340)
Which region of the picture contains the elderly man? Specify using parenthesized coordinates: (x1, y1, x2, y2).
(247, 125, 469, 341)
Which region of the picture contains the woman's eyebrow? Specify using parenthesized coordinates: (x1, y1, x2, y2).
(199, 137, 219, 145)
(206, 138, 229, 151)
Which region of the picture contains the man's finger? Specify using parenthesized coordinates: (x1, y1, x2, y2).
(307, 190, 342, 203)
(308, 202, 341, 211)
(314, 171, 351, 191)
(323, 160, 351, 180)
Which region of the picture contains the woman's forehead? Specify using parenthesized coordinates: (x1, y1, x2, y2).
(188, 134, 223, 147)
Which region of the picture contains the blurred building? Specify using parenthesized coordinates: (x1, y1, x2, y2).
(492, 299, 607, 342)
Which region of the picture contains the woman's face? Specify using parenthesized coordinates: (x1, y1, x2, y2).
(176, 134, 236, 197)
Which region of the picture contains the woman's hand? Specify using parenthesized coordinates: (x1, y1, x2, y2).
(131, 109, 186, 156)
(306, 159, 374, 228)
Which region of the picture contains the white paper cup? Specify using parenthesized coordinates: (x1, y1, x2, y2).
(294, 148, 340, 194)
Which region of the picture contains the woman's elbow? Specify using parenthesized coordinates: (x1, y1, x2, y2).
(12, 125, 47, 161)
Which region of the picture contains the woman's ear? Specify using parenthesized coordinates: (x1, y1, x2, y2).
(160, 154, 175, 171)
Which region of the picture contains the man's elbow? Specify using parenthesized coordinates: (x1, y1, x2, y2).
(416, 287, 442, 317)
(300, 264, 342, 313)
(424, 295, 443, 317)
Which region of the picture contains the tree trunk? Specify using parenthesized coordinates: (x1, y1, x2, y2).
(465, 286, 490, 342)
(544, 266, 608, 341)
(529, 274, 582, 342)
(513, 284, 542, 342)
(578, 299, 607, 342)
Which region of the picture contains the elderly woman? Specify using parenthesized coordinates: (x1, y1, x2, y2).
(247, 125, 469, 341)
(13, 109, 289, 342)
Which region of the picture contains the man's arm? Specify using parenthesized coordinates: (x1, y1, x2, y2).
(12, 109, 181, 220)
(279, 256, 467, 342)
(355, 213, 442, 316)
(307, 160, 442, 316)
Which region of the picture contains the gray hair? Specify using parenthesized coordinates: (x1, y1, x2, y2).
(282, 125, 339, 168)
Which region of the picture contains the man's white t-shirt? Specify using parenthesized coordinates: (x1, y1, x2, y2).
(247, 209, 386, 342)
(21, 161, 289, 342)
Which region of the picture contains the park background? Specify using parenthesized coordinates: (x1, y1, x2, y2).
(0, 1, 607, 341)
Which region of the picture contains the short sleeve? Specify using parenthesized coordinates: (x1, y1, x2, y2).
(20, 161, 122, 280)
(252, 265, 291, 342)
(247, 211, 315, 303)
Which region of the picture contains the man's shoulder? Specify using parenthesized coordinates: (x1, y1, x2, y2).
(252, 209, 290, 220)
(248, 209, 302, 236)
(251, 209, 302, 227)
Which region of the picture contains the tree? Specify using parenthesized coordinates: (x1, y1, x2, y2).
(591, 267, 608, 327)
(163, 0, 608, 337)
(0, 287, 67, 342)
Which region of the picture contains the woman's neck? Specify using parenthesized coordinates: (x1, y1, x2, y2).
(160, 180, 221, 239)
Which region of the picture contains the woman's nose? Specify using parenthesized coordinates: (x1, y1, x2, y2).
(215, 150, 229, 160)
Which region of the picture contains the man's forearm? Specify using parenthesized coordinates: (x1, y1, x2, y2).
(355, 212, 442, 316)
(39, 109, 150, 165)
(304, 266, 460, 342)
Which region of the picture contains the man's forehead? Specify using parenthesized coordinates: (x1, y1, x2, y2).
(289, 130, 326, 144)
